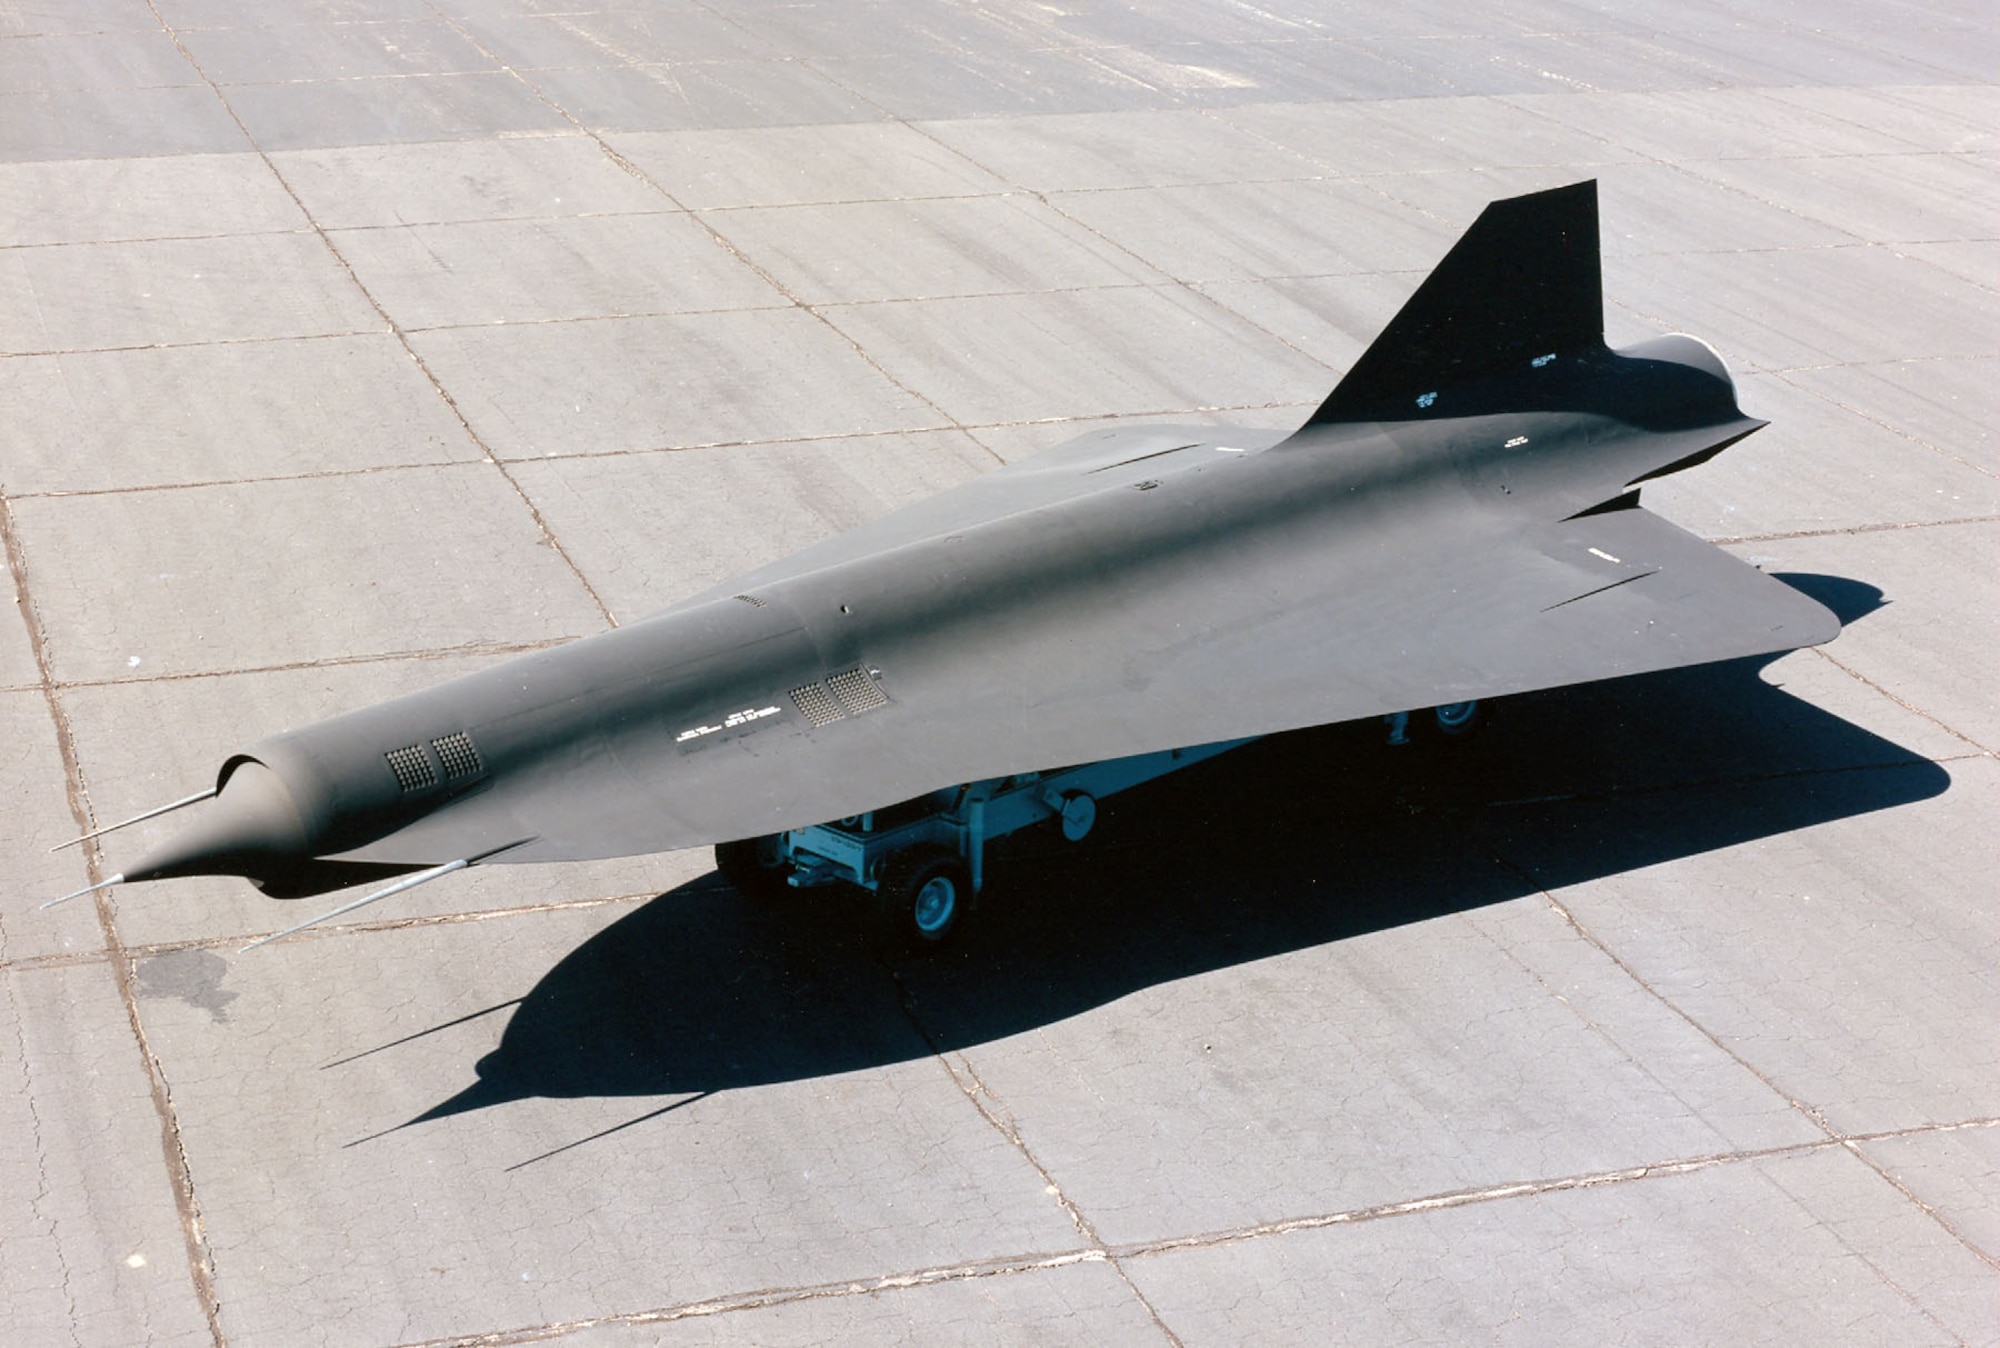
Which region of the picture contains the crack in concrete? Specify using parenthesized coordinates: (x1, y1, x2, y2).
(227, 888, 657, 954)
(387, 297, 791, 328)
(1111, 1126, 1984, 1260)
(887, 969, 1187, 1348)
(0, 328, 387, 360)
(1469, 912, 1741, 1157)
(1484, 837, 1841, 1148)
(49, 636, 569, 691)
(3, 963, 82, 1343)
(367, 1117, 1999, 1347)
(393, 1247, 1114, 1346)
(1749, 1143, 1969, 1342)
(1808, 644, 1991, 756)
(1840, 1134, 2000, 1273)
(2, 482, 226, 1345)
(1712, 514, 2000, 545)
(1480, 827, 2000, 1274)
(1766, 353, 1990, 375)
(0, 227, 319, 253)
(8, 460, 508, 502)
(0, 890, 659, 978)
(1771, 366, 1997, 482)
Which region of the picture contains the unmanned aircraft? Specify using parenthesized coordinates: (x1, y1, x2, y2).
(51, 181, 1838, 949)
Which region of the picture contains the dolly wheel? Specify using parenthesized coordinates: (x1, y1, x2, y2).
(1432, 700, 1486, 739)
(1059, 792, 1098, 842)
(878, 845, 971, 950)
(715, 834, 792, 899)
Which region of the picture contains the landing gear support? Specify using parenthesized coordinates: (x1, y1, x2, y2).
(714, 834, 793, 900)
(725, 737, 1255, 954)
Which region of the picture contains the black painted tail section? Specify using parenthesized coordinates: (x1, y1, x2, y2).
(1310, 180, 1603, 425)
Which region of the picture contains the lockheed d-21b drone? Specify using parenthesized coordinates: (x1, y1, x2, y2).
(55, 182, 1837, 949)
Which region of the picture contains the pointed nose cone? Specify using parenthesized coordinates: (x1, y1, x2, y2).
(122, 761, 311, 884)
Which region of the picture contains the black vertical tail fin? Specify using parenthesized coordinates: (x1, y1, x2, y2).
(1309, 180, 1604, 425)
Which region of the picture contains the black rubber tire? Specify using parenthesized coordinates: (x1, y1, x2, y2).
(1430, 700, 1487, 741)
(877, 844, 971, 951)
(715, 835, 793, 900)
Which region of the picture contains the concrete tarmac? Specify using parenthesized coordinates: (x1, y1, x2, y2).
(2, 1, 1994, 1344)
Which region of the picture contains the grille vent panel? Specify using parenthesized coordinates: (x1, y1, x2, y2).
(793, 668, 888, 728)
(828, 667, 886, 714)
(791, 682, 845, 727)
(432, 731, 483, 780)
(385, 745, 437, 792)
(733, 593, 766, 608)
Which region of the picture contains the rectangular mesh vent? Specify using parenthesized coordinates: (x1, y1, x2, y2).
(432, 731, 483, 780)
(828, 667, 886, 714)
(733, 593, 766, 608)
(385, 744, 436, 792)
(791, 681, 845, 727)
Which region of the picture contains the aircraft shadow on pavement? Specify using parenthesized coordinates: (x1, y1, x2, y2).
(404, 575, 1948, 1131)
